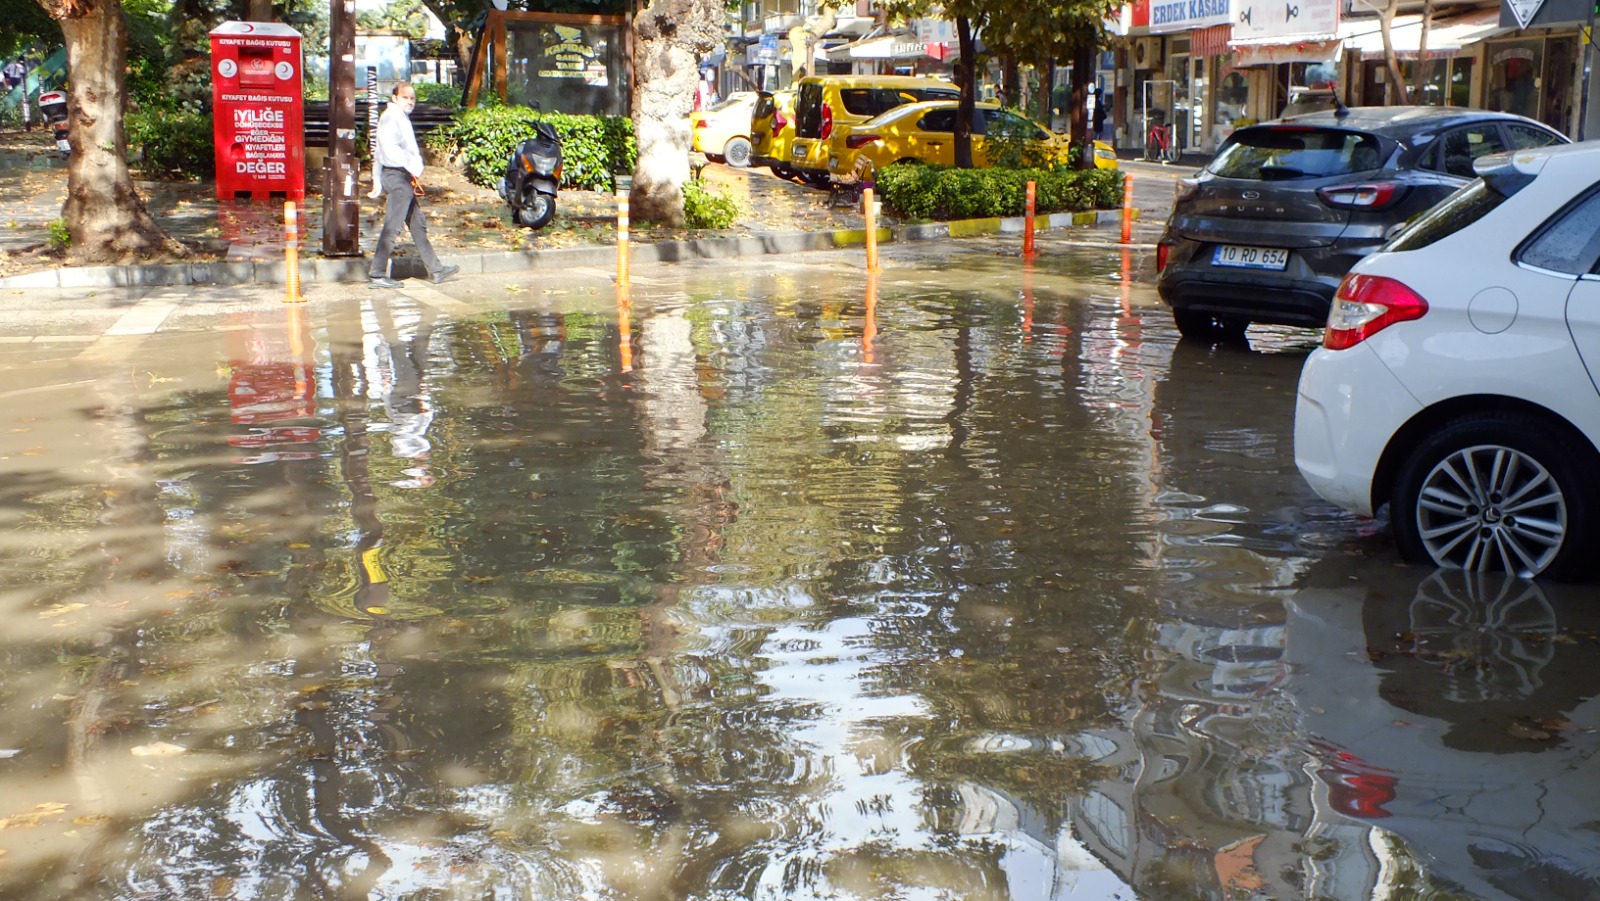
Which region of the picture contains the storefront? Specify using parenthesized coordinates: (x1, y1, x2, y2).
(1488, 0, 1593, 137)
(1227, 0, 1341, 122)
(1141, 0, 1233, 152)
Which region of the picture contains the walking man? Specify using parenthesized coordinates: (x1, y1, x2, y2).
(369, 81, 458, 288)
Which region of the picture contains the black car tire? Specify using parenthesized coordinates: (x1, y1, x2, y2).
(1171, 310, 1248, 343)
(724, 137, 753, 168)
(1390, 412, 1598, 580)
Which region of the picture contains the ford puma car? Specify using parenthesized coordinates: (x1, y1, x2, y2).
(1156, 106, 1564, 342)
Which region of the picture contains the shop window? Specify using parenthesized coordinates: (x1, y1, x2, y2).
(1217, 70, 1247, 127)
(1486, 41, 1541, 121)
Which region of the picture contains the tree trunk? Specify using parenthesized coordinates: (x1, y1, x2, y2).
(631, 0, 723, 224)
(954, 16, 976, 168)
(1071, 38, 1095, 170)
(1379, 0, 1409, 105)
(1412, 0, 1433, 105)
(39, 0, 177, 263)
(787, 7, 835, 82)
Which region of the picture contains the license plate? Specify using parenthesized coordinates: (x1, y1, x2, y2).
(1212, 244, 1289, 270)
(792, 145, 807, 160)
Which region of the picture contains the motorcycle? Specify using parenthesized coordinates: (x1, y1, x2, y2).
(497, 103, 563, 230)
(37, 90, 69, 159)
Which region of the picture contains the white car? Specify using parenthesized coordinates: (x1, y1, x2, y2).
(1294, 141, 1600, 580)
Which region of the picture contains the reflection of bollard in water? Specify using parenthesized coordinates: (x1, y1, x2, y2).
(1022, 257, 1034, 339)
(617, 283, 634, 373)
(283, 201, 304, 303)
(1120, 246, 1133, 318)
(1023, 180, 1036, 259)
(862, 271, 878, 365)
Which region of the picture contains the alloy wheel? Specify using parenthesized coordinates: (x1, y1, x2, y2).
(1414, 444, 1567, 577)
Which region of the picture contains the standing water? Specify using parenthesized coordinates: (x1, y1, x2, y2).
(1, 243, 1596, 900)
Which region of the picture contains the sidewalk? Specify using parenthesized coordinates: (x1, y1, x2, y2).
(0, 127, 1138, 290)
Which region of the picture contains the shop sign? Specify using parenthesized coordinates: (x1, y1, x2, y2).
(1149, 0, 1232, 34)
(1233, 0, 1338, 41)
(754, 33, 781, 65)
(1504, 0, 1545, 27)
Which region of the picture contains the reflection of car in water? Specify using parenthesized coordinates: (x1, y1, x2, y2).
(1286, 565, 1600, 900)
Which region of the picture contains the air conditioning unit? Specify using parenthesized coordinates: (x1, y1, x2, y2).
(1133, 37, 1164, 70)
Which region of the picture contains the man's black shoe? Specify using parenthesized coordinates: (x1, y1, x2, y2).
(430, 264, 461, 285)
(369, 277, 403, 289)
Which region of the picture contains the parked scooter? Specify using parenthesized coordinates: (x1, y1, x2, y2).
(497, 102, 563, 230)
(37, 90, 69, 158)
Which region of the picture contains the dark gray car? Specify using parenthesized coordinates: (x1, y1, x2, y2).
(1156, 106, 1566, 341)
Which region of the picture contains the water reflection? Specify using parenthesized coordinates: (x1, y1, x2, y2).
(0, 253, 1585, 899)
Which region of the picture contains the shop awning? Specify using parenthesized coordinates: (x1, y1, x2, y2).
(825, 33, 938, 60)
(1338, 8, 1509, 59)
(1231, 39, 1342, 66)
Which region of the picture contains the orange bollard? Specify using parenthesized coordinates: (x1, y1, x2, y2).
(1023, 180, 1036, 259)
(1120, 174, 1134, 245)
(617, 183, 631, 285)
(864, 187, 881, 272)
(283, 201, 304, 303)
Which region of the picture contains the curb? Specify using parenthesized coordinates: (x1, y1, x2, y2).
(0, 208, 1137, 290)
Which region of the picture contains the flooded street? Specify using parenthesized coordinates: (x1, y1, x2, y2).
(2, 237, 1597, 901)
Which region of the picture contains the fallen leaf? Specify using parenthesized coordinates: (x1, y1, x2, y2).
(130, 742, 187, 757)
(0, 803, 69, 830)
(40, 603, 86, 619)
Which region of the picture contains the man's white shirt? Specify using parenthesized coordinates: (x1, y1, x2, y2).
(375, 102, 424, 177)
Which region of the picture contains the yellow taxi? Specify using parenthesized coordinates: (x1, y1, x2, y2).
(750, 89, 798, 179)
(692, 91, 760, 167)
(827, 100, 1119, 182)
(789, 75, 960, 187)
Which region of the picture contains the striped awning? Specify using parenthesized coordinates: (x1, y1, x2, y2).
(1193, 24, 1232, 57)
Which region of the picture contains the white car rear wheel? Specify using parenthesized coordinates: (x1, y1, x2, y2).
(1391, 413, 1598, 580)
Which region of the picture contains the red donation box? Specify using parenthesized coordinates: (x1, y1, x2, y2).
(210, 22, 305, 200)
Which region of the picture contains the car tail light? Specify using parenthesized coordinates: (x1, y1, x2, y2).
(845, 134, 880, 149)
(820, 104, 833, 141)
(1322, 273, 1429, 350)
(1317, 182, 1403, 209)
(1156, 242, 1171, 271)
(775, 111, 788, 131)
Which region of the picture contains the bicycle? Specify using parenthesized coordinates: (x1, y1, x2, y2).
(1144, 120, 1181, 164)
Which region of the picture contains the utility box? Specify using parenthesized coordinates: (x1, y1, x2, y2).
(210, 22, 305, 200)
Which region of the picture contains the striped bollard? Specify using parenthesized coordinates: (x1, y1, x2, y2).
(1120, 174, 1134, 245)
(283, 202, 304, 303)
(864, 187, 881, 272)
(1023, 180, 1037, 259)
(616, 180, 631, 285)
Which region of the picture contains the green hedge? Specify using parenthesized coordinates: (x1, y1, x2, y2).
(875, 164, 1124, 222)
(127, 109, 215, 178)
(427, 104, 637, 192)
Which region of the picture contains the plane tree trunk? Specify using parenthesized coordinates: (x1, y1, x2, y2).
(630, 0, 723, 224)
(36, 0, 179, 263)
